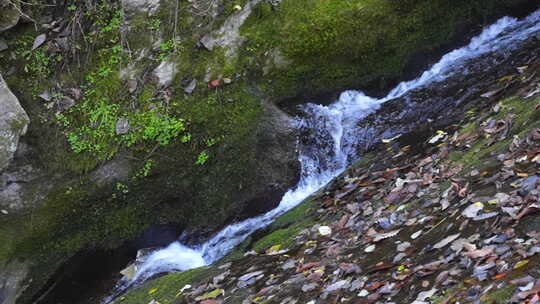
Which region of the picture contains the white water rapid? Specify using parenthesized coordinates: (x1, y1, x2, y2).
(108, 7, 540, 299)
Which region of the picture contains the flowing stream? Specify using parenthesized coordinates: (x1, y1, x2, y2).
(107, 8, 540, 299)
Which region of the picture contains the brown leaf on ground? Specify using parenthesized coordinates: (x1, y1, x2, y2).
(516, 204, 540, 220)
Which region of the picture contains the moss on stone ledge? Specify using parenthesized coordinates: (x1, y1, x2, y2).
(239, 0, 534, 100)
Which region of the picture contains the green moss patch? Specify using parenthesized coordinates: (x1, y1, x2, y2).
(238, 0, 532, 100)
(252, 227, 302, 251)
(252, 198, 317, 251)
(480, 284, 518, 304)
(449, 95, 540, 169)
(113, 266, 219, 304)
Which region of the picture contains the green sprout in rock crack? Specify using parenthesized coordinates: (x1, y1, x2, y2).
(147, 18, 161, 31)
(116, 182, 129, 194)
(157, 39, 183, 60)
(133, 159, 154, 180)
(195, 151, 209, 165)
(206, 138, 218, 147)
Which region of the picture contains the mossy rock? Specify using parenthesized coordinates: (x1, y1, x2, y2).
(0, 1, 20, 32)
(240, 0, 536, 101)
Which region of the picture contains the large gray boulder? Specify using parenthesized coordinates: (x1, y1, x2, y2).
(0, 74, 29, 172)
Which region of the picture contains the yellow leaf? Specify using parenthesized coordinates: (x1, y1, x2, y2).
(306, 240, 317, 247)
(266, 244, 282, 254)
(498, 75, 515, 82)
(197, 288, 224, 300)
(148, 288, 158, 295)
(514, 260, 529, 269)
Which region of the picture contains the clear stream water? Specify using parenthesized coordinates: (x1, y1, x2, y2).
(108, 8, 540, 299)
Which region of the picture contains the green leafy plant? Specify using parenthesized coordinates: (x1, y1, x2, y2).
(195, 151, 209, 165)
(157, 39, 183, 60)
(147, 18, 161, 31)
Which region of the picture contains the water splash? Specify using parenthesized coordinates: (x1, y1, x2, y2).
(107, 7, 540, 300)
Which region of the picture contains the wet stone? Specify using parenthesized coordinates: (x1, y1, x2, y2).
(116, 118, 130, 135)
